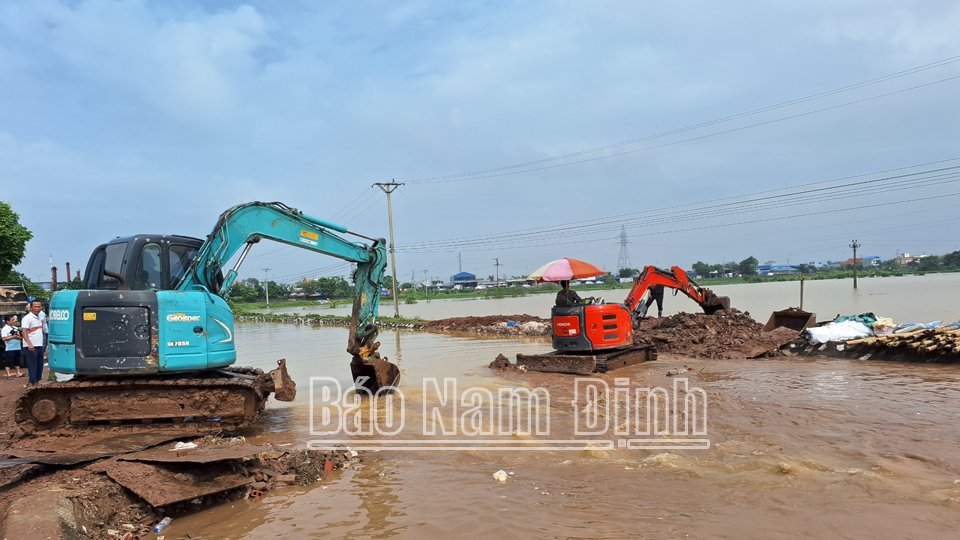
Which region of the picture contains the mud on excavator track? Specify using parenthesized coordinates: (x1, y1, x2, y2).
(516, 344, 658, 374)
(15, 360, 296, 435)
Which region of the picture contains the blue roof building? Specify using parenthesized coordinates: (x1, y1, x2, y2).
(451, 272, 478, 288)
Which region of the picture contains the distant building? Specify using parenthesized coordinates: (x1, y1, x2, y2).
(894, 253, 925, 265)
(840, 256, 882, 267)
(756, 264, 800, 276)
(451, 272, 478, 288)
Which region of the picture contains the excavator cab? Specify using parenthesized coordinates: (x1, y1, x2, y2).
(82, 235, 219, 292)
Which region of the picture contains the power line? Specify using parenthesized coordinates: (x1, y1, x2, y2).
(400, 191, 960, 254)
(407, 55, 960, 184)
(399, 162, 960, 251)
(410, 74, 960, 185)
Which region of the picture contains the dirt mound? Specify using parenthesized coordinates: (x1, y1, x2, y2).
(635, 309, 798, 359)
(425, 315, 550, 335)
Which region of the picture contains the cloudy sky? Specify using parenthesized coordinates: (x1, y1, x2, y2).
(3, 0, 959, 285)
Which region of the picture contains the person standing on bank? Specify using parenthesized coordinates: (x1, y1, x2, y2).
(39, 303, 49, 360)
(21, 300, 45, 385)
(645, 284, 665, 318)
(1, 315, 25, 379)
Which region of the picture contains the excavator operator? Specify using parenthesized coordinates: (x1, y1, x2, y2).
(555, 280, 596, 307)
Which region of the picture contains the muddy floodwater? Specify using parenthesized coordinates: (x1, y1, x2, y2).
(162, 322, 960, 539)
(270, 273, 960, 325)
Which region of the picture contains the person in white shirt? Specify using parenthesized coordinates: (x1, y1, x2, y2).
(39, 305, 49, 360)
(1, 314, 25, 379)
(21, 300, 45, 385)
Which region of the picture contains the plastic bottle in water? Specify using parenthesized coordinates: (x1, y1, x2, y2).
(154, 517, 172, 533)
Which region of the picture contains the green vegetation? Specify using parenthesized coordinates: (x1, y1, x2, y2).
(0, 201, 50, 301)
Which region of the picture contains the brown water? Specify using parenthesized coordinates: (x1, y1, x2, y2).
(161, 322, 960, 539)
(270, 273, 960, 324)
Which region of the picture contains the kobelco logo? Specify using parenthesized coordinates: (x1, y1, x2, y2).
(166, 313, 201, 322)
(50, 309, 70, 321)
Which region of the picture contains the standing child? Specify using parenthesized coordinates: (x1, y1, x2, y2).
(1, 315, 25, 379)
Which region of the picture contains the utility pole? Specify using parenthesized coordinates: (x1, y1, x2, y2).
(494, 258, 503, 285)
(849, 240, 861, 289)
(458, 252, 462, 273)
(263, 268, 271, 305)
(373, 181, 404, 317)
(422, 270, 428, 296)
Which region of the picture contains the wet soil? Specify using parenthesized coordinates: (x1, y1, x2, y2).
(635, 308, 799, 359)
(425, 314, 550, 335)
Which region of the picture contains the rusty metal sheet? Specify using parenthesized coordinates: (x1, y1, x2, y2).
(8, 431, 193, 466)
(91, 459, 253, 507)
(0, 462, 43, 488)
(118, 441, 275, 464)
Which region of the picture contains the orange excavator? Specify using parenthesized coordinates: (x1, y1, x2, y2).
(516, 266, 730, 373)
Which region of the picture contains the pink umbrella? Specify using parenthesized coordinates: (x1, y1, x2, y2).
(527, 258, 605, 282)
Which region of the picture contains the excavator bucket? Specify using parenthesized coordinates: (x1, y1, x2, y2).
(763, 307, 817, 332)
(268, 359, 297, 402)
(700, 289, 731, 315)
(347, 303, 401, 394)
(351, 357, 401, 394)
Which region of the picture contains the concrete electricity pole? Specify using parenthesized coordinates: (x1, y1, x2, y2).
(263, 268, 271, 305)
(849, 240, 861, 289)
(494, 258, 503, 285)
(373, 181, 404, 317)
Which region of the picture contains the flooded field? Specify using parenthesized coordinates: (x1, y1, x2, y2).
(164, 322, 960, 539)
(269, 273, 960, 325)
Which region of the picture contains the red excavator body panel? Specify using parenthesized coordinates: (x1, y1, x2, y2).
(582, 304, 633, 349)
(551, 304, 633, 351)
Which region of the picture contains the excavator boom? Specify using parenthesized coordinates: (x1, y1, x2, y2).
(624, 266, 730, 316)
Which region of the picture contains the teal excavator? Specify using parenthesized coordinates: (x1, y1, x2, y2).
(16, 202, 399, 433)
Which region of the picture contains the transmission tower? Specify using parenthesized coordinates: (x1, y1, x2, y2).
(617, 226, 632, 273)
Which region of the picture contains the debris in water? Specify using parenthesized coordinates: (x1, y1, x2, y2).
(489, 354, 515, 371)
(492, 470, 509, 482)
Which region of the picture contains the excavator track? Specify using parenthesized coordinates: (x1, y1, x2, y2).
(15, 366, 277, 435)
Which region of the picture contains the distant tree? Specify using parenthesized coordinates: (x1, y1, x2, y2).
(383, 275, 394, 290)
(918, 256, 942, 272)
(0, 201, 33, 284)
(227, 283, 259, 302)
(266, 281, 292, 299)
(738, 256, 758, 276)
(942, 251, 960, 269)
(58, 277, 85, 290)
(240, 277, 264, 298)
(603, 273, 617, 285)
(487, 275, 495, 281)
(692, 261, 711, 277)
(299, 279, 322, 297)
(618, 268, 640, 278)
(798, 263, 811, 274)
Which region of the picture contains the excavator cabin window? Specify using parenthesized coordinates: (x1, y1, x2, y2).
(135, 243, 163, 290)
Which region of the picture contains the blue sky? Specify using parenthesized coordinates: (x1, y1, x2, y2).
(3, 0, 959, 284)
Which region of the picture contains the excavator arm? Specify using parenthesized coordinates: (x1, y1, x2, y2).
(178, 202, 398, 391)
(623, 265, 730, 316)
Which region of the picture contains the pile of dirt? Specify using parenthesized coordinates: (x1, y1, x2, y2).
(425, 315, 550, 335)
(635, 309, 799, 359)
